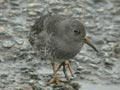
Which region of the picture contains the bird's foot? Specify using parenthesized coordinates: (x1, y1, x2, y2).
(48, 76, 70, 85)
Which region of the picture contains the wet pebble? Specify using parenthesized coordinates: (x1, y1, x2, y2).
(113, 43, 120, 54)
(113, 16, 120, 23)
(0, 0, 5, 4)
(28, 3, 42, 8)
(70, 81, 81, 90)
(28, 11, 37, 16)
(58, 85, 75, 90)
(77, 66, 84, 71)
(14, 37, 24, 45)
(89, 63, 98, 69)
(101, 44, 112, 51)
(15, 84, 33, 90)
(2, 40, 15, 48)
(0, 73, 8, 79)
(0, 55, 4, 62)
(104, 36, 117, 43)
(104, 58, 114, 66)
(29, 72, 40, 80)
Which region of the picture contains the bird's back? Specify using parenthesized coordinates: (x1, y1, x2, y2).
(28, 14, 68, 59)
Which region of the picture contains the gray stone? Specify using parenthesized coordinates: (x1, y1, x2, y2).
(28, 3, 41, 8)
(89, 63, 98, 69)
(104, 58, 114, 66)
(28, 11, 37, 16)
(101, 45, 112, 51)
(0, 0, 5, 4)
(77, 66, 84, 71)
(29, 72, 39, 80)
(113, 16, 120, 23)
(0, 73, 8, 78)
(0, 55, 4, 62)
(113, 44, 120, 54)
(2, 40, 15, 48)
(58, 85, 75, 90)
(14, 37, 24, 45)
(15, 84, 33, 90)
(70, 81, 81, 90)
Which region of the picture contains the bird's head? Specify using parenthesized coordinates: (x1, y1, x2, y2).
(56, 18, 86, 44)
(55, 18, 99, 53)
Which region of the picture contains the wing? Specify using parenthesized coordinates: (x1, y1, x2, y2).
(28, 14, 49, 46)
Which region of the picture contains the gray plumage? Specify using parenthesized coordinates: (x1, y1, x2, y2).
(29, 14, 86, 63)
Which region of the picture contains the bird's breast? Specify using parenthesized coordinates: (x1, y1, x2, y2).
(52, 41, 84, 60)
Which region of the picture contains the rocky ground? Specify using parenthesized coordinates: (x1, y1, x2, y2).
(0, 0, 120, 90)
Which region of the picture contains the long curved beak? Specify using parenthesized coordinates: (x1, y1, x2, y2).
(84, 37, 99, 53)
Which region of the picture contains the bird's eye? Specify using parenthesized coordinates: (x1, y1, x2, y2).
(74, 29, 80, 34)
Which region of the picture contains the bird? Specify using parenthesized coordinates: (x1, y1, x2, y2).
(28, 14, 98, 85)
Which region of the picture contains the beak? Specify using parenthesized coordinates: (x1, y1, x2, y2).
(84, 37, 99, 53)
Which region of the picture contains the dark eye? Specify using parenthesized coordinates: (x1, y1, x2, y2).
(74, 29, 80, 34)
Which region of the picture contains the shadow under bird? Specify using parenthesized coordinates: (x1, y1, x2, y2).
(29, 14, 99, 85)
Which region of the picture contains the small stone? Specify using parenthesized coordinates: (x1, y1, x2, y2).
(0, 27, 5, 33)
(96, 51, 105, 57)
(0, 55, 4, 62)
(80, 69, 92, 74)
(70, 81, 81, 90)
(2, 40, 15, 48)
(89, 63, 98, 69)
(75, 71, 81, 74)
(113, 44, 120, 54)
(93, 0, 106, 3)
(101, 45, 112, 51)
(28, 3, 41, 8)
(29, 73, 39, 80)
(28, 11, 37, 16)
(104, 36, 117, 43)
(58, 85, 75, 90)
(77, 66, 84, 71)
(0, 0, 5, 4)
(113, 16, 120, 23)
(15, 84, 33, 90)
(14, 37, 24, 45)
(104, 58, 114, 66)
(0, 73, 8, 78)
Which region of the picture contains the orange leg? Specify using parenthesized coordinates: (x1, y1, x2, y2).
(65, 61, 74, 77)
(48, 63, 69, 85)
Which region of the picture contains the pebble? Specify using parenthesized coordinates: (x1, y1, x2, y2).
(14, 37, 24, 45)
(29, 72, 40, 80)
(101, 45, 112, 51)
(28, 3, 41, 8)
(70, 81, 81, 90)
(113, 16, 120, 23)
(28, 11, 37, 16)
(0, 0, 5, 4)
(77, 66, 84, 71)
(89, 63, 98, 69)
(0, 73, 8, 79)
(113, 44, 120, 54)
(0, 55, 4, 62)
(96, 8, 104, 13)
(104, 58, 114, 66)
(0, 27, 5, 33)
(58, 85, 75, 90)
(2, 40, 15, 48)
(15, 84, 33, 90)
